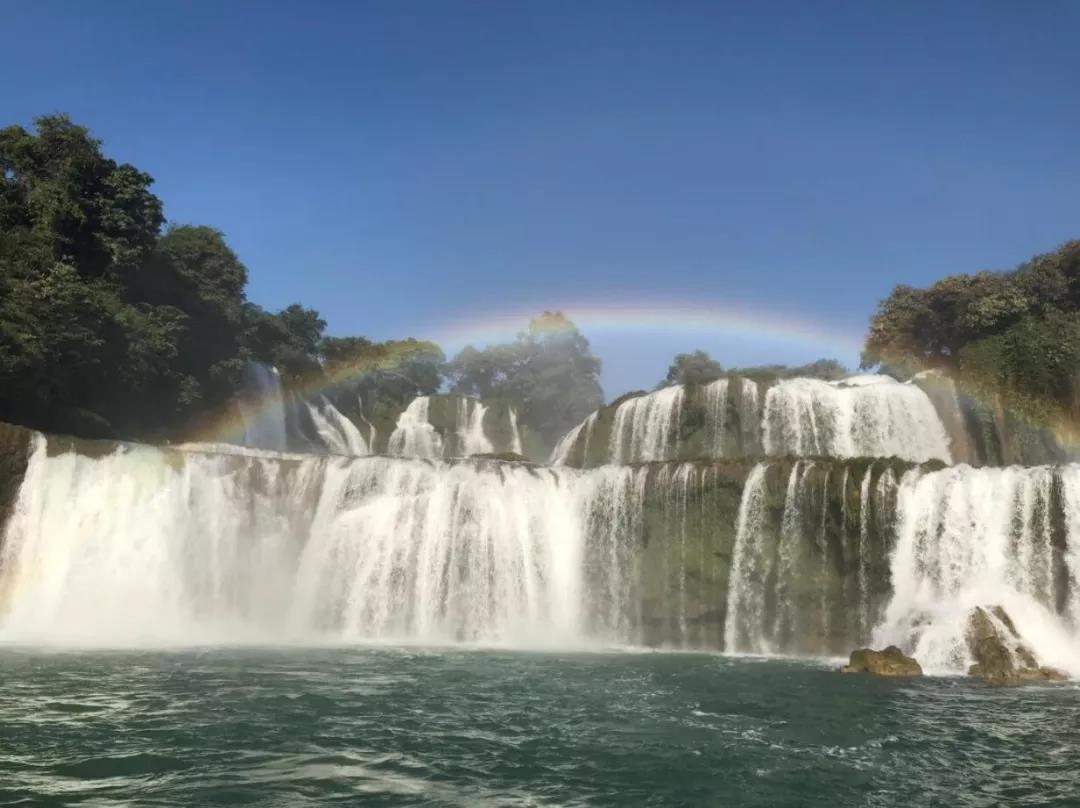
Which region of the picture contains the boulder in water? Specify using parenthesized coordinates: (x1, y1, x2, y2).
(841, 646, 923, 677)
(965, 605, 1068, 684)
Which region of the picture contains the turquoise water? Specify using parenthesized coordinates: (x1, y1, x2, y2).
(0, 647, 1077, 806)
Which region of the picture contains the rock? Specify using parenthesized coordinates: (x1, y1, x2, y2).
(841, 645, 923, 677)
(0, 421, 33, 535)
(965, 605, 1069, 685)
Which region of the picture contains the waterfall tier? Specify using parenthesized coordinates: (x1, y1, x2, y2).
(553, 374, 1078, 469)
(1, 424, 1078, 672)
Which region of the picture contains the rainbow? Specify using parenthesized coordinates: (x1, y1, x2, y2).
(425, 302, 864, 359)
(185, 300, 866, 446)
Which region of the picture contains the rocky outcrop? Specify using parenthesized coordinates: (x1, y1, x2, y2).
(0, 421, 33, 535)
(965, 605, 1068, 684)
(913, 370, 1079, 467)
(841, 646, 923, 677)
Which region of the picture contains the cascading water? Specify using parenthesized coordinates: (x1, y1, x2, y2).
(0, 437, 316, 644)
(573, 465, 649, 642)
(4, 420, 1079, 669)
(456, 398, 493, 456)
(289, 457, 582, 644)
(702, 377, 763, 457)
(724, 463, 769, 653)
(874, 464, 1080, 675)
(508, 408, 524, 455)
(237, 363, 289, 452)
(0, 437, 588, 646)
(551, 412, 597, 466)
(703, 379, 729, 455)
(762, 376, 952, 462)
(1065, 466, 1080, 624)
(306, 396, 370, 456)
(387, 397, 443, 459)
(609, 386, 685, 464)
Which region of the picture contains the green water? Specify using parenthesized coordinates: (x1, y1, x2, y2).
(0, 647, 1077, 806)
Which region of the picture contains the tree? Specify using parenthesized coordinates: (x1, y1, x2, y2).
(658, 350, 724, 387)
(0, 115, 163, 280)
(0, 115, 169, 435)
(320, 335, 445, 421)
(0, 114, 352, 440)
(447, 312, 604, 449)
(861, 240, 1080, 421)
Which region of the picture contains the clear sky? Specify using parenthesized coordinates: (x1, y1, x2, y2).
(5, 1, 1079, 397)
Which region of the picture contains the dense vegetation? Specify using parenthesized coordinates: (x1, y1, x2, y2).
(862, 241, 1080, 422)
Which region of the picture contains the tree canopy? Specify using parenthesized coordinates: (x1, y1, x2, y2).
(446, 312, 604, 448)
(657, 350, 725, 388)
(862, 240, 1080, 420)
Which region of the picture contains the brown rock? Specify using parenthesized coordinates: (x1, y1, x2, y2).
(841, 645, 923, 677)
(965, 605, 1070, 685)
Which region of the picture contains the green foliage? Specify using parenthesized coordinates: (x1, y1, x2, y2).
(658, 350, 724, 388)
(447, 312, 604, 449)
(0, 114, 429, 441)
(862, 240, 1080, 421)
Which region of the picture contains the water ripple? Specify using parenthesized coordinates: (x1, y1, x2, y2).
(0, 648, 1077, 806)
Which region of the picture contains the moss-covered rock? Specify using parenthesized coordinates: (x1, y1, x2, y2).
(0, 422, 33, 536)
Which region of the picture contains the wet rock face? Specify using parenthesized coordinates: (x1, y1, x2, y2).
(0, 421, 32, 534)
(841, 646, 923, 677)
(965, 606, 1067, 684)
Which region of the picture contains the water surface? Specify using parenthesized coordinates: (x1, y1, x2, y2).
(0, 647, 1077, 806)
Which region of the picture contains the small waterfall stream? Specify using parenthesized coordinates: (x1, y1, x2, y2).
(237, 364, 289, 452)
(306, 396, 370, 456)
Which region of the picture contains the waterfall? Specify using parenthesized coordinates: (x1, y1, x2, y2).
(609, 386, 685, 464)
(577, 465, 649, 642)
(704, 379, 729, 455)
(1065, 466, 1080, 624)
(237, 363, 289, 452)
(0, 438, 590, 646)
(5, 423, 1079, 663)
(763, 376, 952, 462)
(508, 408, 524, 455)
(289, 457, 581, 644)
(724, 463, 769, 653)
(855, 463, 875, 637)
(387, 396, 498, 459)
(550, 412, 597, 466)
(387, 397, 443, 459)
(736, 379, 763, 456)
(456, 398, 493, 456)
(306, 397, 370, 456)
(874, 464, 1080, 675)
(0, 436, 317, 644)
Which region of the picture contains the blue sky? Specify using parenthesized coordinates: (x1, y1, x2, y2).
(5, 1, 1079, 397)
